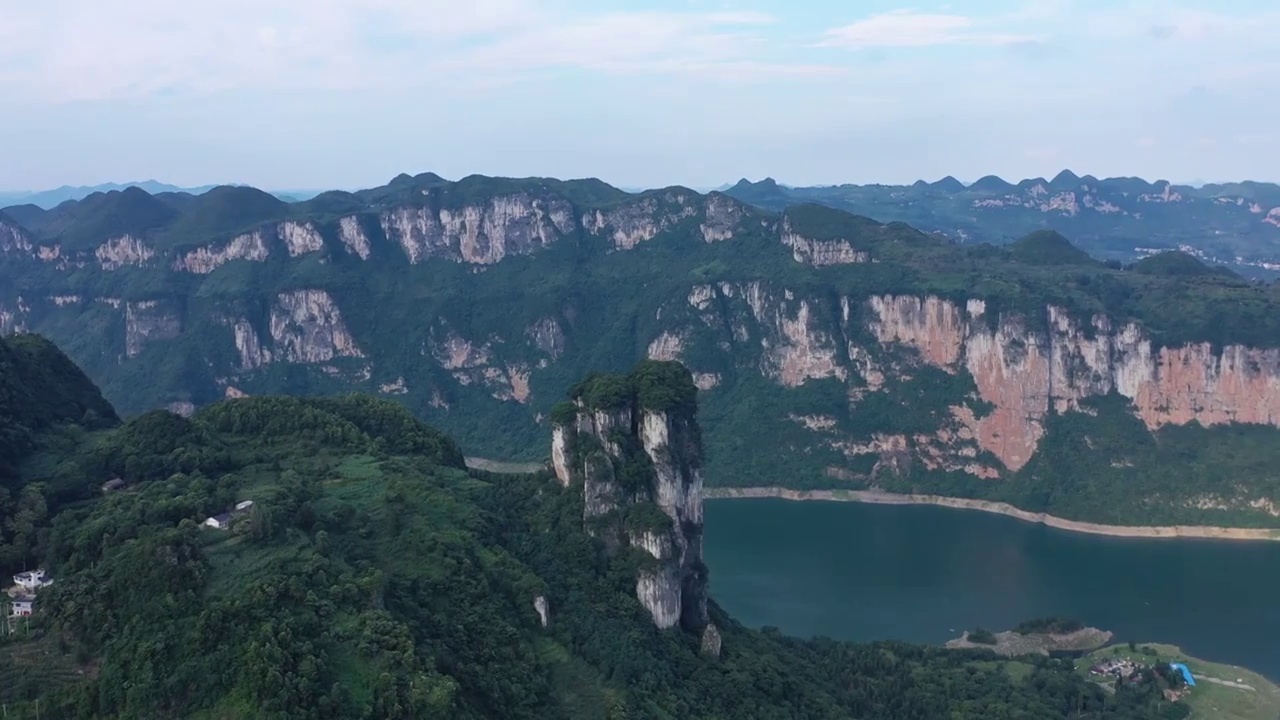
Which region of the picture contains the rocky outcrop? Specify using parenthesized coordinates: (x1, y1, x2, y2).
(0, 219, 32, 255)
(277, 221, 325, 257)
(551, 363, 709, 633)
(780, 217, 870, 266)
(124, 301, 181, 358)
(380, 194, 574, 265)
(231, 319, 271, 370)
(175, 230, 270, 273)
(337, 216, 371, 259)
(700, 194, 746, 243)
(647, 331, 685, 362)
(427, 327, 533, 403)
(0, 297, 29, 334)
(583, 191, 699, 250)
(268, 290, 364, 363)
(527, 317, 565, 359)
(379, 377, 408, 395)
(95, 235, 155, 270)
(533, 595, 549, 628)
(167, 401, 196, 417)
(225, 291, 364, 369)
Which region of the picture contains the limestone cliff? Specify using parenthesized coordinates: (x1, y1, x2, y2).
(551, 362, 709, 632)
(865, 294, 1280, 472)
(124, 300, 181, 358)
(0, 217, 33, 255)
(780, 216, 870, 266)
(380, 193, 574, 265)
(227, 290, 364, 369)
(662, 282, 1280, 488)
(95, 235, 155, 270)
(6, 172, 1280, 525)
(175, 230, 271, 273)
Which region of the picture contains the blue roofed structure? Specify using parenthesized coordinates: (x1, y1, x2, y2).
(1169, 662, 1196, 686)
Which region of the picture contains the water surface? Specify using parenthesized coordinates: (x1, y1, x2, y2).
(704, 498, 1280, 680)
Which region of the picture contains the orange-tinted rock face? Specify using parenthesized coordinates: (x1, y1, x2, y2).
(869, 295, 965, 367)
(868, 294, 1280, 473)
(1121, 342, 1280, 429)
(960, 316, 1051, 471)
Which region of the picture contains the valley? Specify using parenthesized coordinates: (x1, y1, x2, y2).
(3, 172, 1280, 530)
(4, 339, 1217, 719)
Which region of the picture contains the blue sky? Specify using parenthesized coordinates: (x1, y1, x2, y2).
(1, 0, 1277, 191)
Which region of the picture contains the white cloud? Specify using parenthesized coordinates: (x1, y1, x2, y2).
(1136, 137, 1158, 148)
(0, 1, 840, 103)
(817, 10, 1038, 49)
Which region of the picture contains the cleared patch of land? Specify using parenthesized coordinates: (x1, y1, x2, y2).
(947, 627, 1113, 656)
(1082, 644, 1280, 720)
(465, 456, 547, 474)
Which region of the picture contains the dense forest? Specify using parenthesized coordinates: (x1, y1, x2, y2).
(0, 334, 118, 575)
(0, 336, 1198, 719)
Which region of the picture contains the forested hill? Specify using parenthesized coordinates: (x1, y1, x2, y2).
(4, 172, 1280, 528)
(0, 333, 118, 470)
(2, 342, 1193, 719)
(1, 334, 119, 575)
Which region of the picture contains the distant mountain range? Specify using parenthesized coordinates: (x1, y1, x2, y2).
(0, 180, 324, 209)
(723, 170, 1280, 276)
(6, 169, 1279, 274)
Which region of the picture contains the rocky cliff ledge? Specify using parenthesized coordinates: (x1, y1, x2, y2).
(551, 361, 710, 636)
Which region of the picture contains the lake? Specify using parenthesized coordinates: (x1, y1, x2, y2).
(703, 498, 1280, 681)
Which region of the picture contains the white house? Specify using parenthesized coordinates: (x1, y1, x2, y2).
(203, 513, 232, 530)
(10, 596, 34, 617)
(13, 569, 50, 590)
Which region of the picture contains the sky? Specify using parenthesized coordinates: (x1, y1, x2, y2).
(1, 0, 1277, 192)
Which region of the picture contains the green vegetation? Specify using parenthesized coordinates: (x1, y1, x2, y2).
(1016, 618, 1086, 635)
(969, 628, 998, 645)
(1009, 230, 1098, 266)
(0, 334, 118, 574)
(0, 339, 1209, 719)
(1131, 252, 1221, 278)
(1083, 645, 1280, 720)
(5, 173, 1280, 527)
(567, 361, 699, 417)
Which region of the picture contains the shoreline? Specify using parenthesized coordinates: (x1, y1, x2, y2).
(703, 487, 1280, 541)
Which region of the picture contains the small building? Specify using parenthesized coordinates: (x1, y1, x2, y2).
(234, 500, 255, 513)
(203, 513, 232, 530)
(10, 595, 34, 617)
(102, 478, 127, 494)
(1169, 662, 1197, 687)
(13, 569, 50, 590)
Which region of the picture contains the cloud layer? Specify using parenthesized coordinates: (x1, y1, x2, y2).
(1, 1, 1277, 189)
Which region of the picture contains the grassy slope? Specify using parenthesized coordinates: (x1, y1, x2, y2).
(1082, 644, 1280, 720)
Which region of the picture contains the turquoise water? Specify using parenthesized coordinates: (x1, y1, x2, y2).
(703, 498, 1280, 681)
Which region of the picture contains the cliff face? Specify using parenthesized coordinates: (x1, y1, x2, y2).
(861, 295, 1280, 472)
(5, 172, 1280, 525)
(551, 363, 709, 633)
(381, 193, 574, 265)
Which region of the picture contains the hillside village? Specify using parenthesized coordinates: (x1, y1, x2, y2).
(5, 569, 52, 632)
